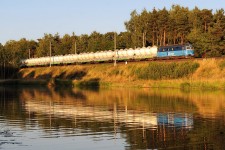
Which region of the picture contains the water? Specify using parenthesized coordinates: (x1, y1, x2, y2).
(0, 87, 225, 150)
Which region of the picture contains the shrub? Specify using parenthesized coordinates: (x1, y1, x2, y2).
(137, 61, 199, 80)
(180, 82, 191, 90)
(219, 60, 225, 70)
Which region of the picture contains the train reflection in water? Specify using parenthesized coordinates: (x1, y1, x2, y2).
(157, 113, 193, 128)
(24, 100, 193, 129)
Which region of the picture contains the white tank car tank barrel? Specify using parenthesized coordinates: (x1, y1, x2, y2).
(21, 46, 159, 67)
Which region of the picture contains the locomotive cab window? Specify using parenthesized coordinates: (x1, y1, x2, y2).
(175, 47, 180, 51)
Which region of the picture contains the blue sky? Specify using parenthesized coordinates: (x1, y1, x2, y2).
(0, 0, 224, 44)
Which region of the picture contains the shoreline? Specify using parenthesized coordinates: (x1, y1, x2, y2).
(1, 58, 225, 90)
(0, 78, 224, 91)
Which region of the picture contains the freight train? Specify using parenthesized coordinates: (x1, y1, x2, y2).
(20, 43, 194, 67)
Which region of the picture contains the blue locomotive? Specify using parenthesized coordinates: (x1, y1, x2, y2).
(157, 43, 194, 57)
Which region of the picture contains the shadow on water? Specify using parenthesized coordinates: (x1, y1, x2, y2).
(0, 65, 18, 79)
(0, 87, 20, 100)
(77, 78, 100, 91)
(54, 87, 87, 100)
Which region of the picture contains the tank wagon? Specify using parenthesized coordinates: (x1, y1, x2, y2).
(21, 44, 194, 67)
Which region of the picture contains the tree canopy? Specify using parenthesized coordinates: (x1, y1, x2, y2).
(1, 5, 225, 67)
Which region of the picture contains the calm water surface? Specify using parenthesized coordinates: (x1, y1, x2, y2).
(0, 86, 225, 150)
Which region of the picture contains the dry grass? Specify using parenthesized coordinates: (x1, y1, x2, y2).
(192, 58, 225, 79)
(18, 58, 225, 89)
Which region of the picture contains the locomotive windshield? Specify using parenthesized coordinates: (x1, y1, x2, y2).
(185, 43, 194, 50)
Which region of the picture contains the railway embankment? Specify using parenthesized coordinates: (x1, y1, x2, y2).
(13, 58, 225, 90)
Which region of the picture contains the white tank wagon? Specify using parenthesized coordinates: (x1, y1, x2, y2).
(33, 58, 42, 66)
(44, 57, 51, 65)
(117, 49, 129, 60)
(106, 50, 114, 59)
(93, 51, 100, 61)
(133, 48, 142, 59)
(79, 53, 86, 62)
(126, 48, 135, 58)
(139, 47, 146, 56)
(150, 46, 158, 56)
(99, 50, 113, 61)
(82, 53, 92, 62)
(39, 57, 50, 66)
(83, 53, 90, 62)
(24, 58, 34, 67)
(88, 52, 95, 61)
(21, 46, 158, 67)
(60, 55, 67, 64)
(98, 51, 106, 61)
(50, 56, 57, 65)
(140, 46, 158, 59)
(93, 51, 107, 62)
(69, 54, 78, 63)
(76, 54, 82, 62)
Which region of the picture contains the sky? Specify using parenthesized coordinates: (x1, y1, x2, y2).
(0, 0, 225, 45)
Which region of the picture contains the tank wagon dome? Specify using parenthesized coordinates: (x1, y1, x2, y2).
(80, 53, 86, 61)
(93, 51, 99, 59)
(55, 55, 63, 60)
(63, 55, 70, 61)
(77, 53, 82, 61)
(101, 51, 108, 58)
(127, 48, 135, 57)
(71, 54, 78, 62)
(139, 47, 146, 55)
(68, 54, 75, 62)
(144, 47, 152, 55)
(118, 49, 127, 57)
(98, 51, 104, 59)
(106, 50, 114, 58)
(150, 46, 158, 54)
(134, 47, 141, 56)
(88, 52, 95, 60)
(83, 53, 89, 60)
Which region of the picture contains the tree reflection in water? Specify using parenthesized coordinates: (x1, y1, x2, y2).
(0, 87, 225, 149)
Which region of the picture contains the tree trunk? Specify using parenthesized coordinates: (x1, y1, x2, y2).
(157, 34, 159, 46)
(163, 29, 166, 46)
(159, 33, 163, 46)
(152, 29, 155, 46)
(173, 36, 176, 45)
(142, 32, 145, 47)
(205, 21, 207, 32)
(181, 34, 184, 45)
(145, 31, 147, 47)
(173, 30, 176, 45)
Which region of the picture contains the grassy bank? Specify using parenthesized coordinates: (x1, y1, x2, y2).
(17, 58, 225, 90)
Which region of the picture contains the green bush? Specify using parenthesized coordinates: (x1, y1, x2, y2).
(180, 82, 191, 90)
(137, 62, 199, 80)
(219, 60, 225, 70)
